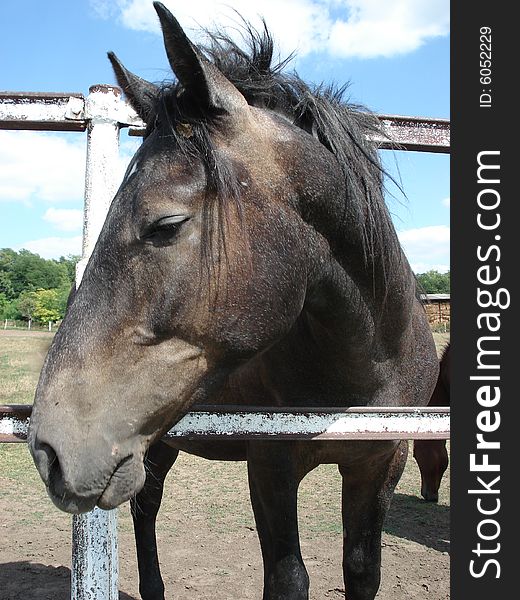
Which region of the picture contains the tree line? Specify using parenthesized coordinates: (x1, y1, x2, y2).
(0, 249, 78, 325)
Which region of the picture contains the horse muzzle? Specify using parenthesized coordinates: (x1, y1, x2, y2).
(28, 425, 147, 514)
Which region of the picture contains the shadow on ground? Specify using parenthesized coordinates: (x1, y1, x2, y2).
(0, 562, 137, 600)
(384, 492, 450, 553)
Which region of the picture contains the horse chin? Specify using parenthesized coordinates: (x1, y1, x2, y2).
(47, 488, 99, 515)
(97, 455, 147, 510)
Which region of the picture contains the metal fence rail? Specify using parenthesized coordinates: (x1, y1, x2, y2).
(0, 91, 450, 153)
(0, 87, 451, 600)
(0, 404, 451, 443)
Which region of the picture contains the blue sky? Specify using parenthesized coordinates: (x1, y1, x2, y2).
(0, 0, 449, 273)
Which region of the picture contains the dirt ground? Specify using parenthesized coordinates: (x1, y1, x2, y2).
(0, 330, 450, 599)
(0, 446, 449, 600)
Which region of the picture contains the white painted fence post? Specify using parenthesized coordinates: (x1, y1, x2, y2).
(76, 85, 124, 284)
(71, 508, 119, 600)
(72, 84, 126, 600)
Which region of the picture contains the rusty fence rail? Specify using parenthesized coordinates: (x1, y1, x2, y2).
(0, 90, 450, 152)
(0, 87, 450, 600)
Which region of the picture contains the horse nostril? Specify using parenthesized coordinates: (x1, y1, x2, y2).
(33, 440, 61, 488)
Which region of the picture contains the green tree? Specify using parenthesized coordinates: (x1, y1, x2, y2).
(0, 293, 9, 319)
(58, 255, 80, 283)
(416, 270, 450, 294)
(56, 283, 74, 315)
(0, 248, 16, 271)
(33, 289, 62, 324)
(0, 249, 78, 323)
(0, 292, 19, 320)
(16, 290, 39, 323)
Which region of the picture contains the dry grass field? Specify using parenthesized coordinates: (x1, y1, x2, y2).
(0, 330, 52, 405)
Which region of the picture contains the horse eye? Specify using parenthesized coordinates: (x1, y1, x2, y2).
(141, 215, 190, 245)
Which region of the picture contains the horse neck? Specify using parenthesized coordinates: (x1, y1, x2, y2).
(303, 183, 415, 362)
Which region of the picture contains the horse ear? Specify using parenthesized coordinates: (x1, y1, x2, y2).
(153, 1, 247, 116)
(107, 52, 158, 122)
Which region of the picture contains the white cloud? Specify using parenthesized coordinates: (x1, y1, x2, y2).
(91, 0, 449, 60)
(398, 225, 450, 273)
(328, 0, 449, 58)
(43, 208, 83, 232)
(0, 131, 86, 204)
(16, 236, 83, 260)
(442, 196, 450, 207)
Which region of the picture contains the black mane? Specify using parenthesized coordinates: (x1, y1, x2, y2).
(143, 21, 405, 287)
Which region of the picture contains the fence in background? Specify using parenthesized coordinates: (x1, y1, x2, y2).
(0, 87, 451, 600)
(3, 319, 58, 331)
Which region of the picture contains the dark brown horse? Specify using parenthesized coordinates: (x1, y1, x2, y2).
(28, 3, 438, 599)
(414, 342, 450, 502)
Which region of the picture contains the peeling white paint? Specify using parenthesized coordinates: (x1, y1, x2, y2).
(80, 119, 120, 264)
(165, 410, 450, 439)
(76, 86, 145, 284)
(0, 415, 30, 438)
(0, 96, 84, 124)
(0, 92, 144, 130)
(84, 87, 143, 128)
(64, 96, 86, 121)
(1, 409, 450, 441)
(374, 116, 450, 152)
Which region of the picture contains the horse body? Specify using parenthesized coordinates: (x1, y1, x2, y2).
(28, 3, 438, 599)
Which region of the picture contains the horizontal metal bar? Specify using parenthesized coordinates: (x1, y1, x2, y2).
(0, 92, 449, 153)
(0, 405, 450, 442)
(0, 88, 144, 131)
(0, 91, 87, 131)
(192, 405, 450, 414)
(0, 91, 84, 99)
(375, 114, 450, 153)
(164, 409, 449, 440)
(0, 405, 31, 442)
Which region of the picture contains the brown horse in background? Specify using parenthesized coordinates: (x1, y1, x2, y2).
(414, 342, 450, 502)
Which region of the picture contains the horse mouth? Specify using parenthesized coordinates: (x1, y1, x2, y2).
(97, 454, 145, 510)
(44, 453, 146, 514)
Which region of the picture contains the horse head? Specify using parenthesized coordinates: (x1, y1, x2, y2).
(28, 2, 348, 513)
